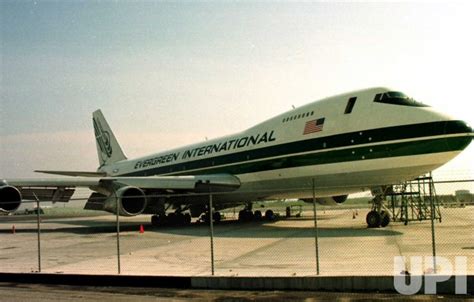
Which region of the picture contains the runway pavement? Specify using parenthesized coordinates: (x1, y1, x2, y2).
(0, 207, 472, 277)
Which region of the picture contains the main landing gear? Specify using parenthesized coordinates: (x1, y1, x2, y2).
(366, 193, 391, 228)
(238, 203, 276, 222)
(151, 211, 192, 227)
(199, 211, 222, 223)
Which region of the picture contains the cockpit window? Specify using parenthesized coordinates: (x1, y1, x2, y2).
(374, 91, 429, 107)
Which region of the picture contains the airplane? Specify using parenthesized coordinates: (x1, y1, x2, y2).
(1, 87, 472, 228)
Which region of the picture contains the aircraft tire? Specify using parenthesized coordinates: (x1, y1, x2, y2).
(175, 212, 185, 225)
(380, 211, 390, 227)
(201, 212, 210, 223)
(167, 212, 177, 225)
(151, 214, 164, 226)
(254, 210, 262, 220)
(238, 210, 253, 222)
(265, 209, 275, 221)
(184, 213, 192, 225)
(238, 210, 245, 222)
(366, 210, 381, 228)
(213, 211, 221, 223)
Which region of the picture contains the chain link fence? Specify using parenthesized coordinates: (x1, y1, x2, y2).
(1, 177, 472, 277)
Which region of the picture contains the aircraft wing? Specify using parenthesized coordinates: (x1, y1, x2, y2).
(6, 174, 241, 191)
(6, 178, 103, 188)
(0, 174, 241, 213)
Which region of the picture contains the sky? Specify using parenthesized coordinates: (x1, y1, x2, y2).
(1, 1, 473, 182)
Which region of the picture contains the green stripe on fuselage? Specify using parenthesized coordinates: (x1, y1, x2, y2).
(173, 136, 471, 176)
(123, 121, 472, 177)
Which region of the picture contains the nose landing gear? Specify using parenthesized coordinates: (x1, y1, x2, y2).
(366, 209, 391, 228)
(367, 190, 392, 228)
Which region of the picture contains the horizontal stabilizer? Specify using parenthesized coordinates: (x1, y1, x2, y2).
(35, 170, 107, 177)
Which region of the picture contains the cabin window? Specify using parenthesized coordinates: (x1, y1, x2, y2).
(283, 111, 318, 123)
(344, 97, 357, 114)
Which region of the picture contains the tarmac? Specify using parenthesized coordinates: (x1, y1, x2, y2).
(0, 206, 472, 277)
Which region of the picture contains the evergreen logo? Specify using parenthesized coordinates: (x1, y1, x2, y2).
(93, 118, 113, 159)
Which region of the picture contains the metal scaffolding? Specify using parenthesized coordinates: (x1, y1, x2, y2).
(387, 174, 442, 225)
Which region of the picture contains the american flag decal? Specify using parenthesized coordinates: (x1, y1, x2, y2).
(303, 118, 325, 135)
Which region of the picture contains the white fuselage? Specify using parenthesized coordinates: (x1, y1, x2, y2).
(99, 87, 472, 202)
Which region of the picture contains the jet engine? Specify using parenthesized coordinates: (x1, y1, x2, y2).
(0, 185, 22, 212)
(303, 195, 348, 206)
(103, 186, 148, 216)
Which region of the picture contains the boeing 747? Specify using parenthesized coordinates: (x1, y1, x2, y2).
(1, 87, 472, 227)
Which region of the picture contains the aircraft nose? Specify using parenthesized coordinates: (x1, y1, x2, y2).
(462, 121, 473, 134)
(445, 120, 473, 135)
(444, 119, 473, 150)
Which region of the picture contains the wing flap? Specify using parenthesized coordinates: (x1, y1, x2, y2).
(19, 187, 75, 202)
(35, 170, 107, 177)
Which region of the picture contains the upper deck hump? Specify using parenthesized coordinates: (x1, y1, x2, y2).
(246, 87, 392, 132)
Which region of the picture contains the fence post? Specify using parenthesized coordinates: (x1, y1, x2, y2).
(312, 179, 320, 275)
(116, 193, 121, 275)
(209, 193, 215, 276)
(33, 193, 41, 273)
(429, 173, 437, 273)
